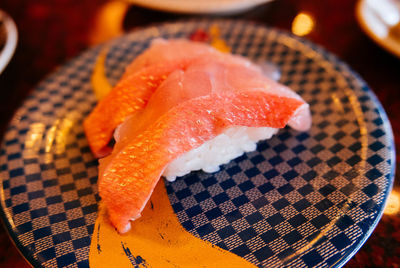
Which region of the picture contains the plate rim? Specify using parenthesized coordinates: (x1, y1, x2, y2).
(0, 9, 18, 74)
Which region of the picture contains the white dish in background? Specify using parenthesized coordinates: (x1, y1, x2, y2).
(129, 0, 274, 15)
(0, 9, 18, 74)
(356, 0, 400, 58)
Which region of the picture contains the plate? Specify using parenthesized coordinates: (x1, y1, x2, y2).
(0, 9, 18, 74)
(128, 0, 274, 15)
(0, 20, 395, 267)
(356, 0, 400, 58)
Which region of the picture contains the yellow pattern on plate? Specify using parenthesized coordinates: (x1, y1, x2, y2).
(210, 24, 231, 53)
(89, 181, 255, 267)
(91, 47, 113, 100)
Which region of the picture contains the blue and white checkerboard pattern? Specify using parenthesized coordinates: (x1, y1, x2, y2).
(0, 20, 395, 268)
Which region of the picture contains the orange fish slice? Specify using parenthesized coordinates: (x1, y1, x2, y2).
(84, 39, 257, 158)
(99, 90, 304, 233)
(84, 63, 178, 158)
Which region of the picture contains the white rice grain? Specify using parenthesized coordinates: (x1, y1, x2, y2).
(163, 126, 278, 181)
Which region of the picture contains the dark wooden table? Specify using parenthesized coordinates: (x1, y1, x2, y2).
(0, 0, 399, 267)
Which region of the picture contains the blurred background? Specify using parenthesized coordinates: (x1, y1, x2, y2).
(0, 0, 399, 267)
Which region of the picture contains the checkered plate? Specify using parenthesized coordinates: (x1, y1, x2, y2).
(0, 20, 395, 268)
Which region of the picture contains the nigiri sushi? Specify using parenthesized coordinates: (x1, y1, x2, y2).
(85, 39, 311, 233)
(84, 39, 260, 158)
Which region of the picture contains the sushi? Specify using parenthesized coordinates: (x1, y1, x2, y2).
(84, 39, 311, 233)
(84, 39, 260, 158)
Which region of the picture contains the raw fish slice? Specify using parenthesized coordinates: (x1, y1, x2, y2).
(113, 59, 310, 151)
(123, 38, 261, 76)
(84, 39, 262, 157)
(99, 59, 310, 233)
(84, 64, 172, 158)
(100, 90, 305, 233)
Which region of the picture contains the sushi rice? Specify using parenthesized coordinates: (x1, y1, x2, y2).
(163, 126, 278, 181)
